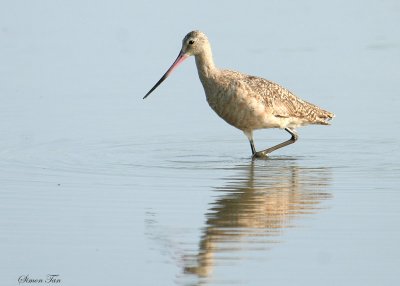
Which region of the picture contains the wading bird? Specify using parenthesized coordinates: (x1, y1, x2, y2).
(144, 31, 334, 158)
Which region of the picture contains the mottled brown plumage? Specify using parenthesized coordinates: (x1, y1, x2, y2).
(144, 30, 334, 158)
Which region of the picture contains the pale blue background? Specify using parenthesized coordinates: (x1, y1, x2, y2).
(1, 1, 399, 285)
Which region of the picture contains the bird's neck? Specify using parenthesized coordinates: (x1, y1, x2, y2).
(195, 46, 217, 81)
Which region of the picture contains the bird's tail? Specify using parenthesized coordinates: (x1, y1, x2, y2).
(315, 109, 335, 125)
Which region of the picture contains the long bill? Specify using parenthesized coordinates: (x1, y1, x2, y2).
(143, 50, 188, 99)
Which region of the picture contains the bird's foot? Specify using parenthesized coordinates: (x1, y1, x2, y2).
(252, 151, 269, 160)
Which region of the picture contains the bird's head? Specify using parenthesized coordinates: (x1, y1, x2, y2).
(143, 30, 209, 99)
(181, 30, 209, 57)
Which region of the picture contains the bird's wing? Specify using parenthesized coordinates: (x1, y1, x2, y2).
(238, 73, 334, 122)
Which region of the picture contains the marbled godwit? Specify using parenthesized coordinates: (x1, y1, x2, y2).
(144, 31, 334, 158)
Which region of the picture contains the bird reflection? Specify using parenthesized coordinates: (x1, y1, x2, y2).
(182, 159, 332, 278)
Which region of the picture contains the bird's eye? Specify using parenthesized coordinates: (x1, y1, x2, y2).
(189, 40, 194, 45)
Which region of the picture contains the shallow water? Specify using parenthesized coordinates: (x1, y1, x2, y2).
(1, 0, 400, 285)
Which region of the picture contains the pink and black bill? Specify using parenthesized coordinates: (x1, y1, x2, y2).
(143, 50, 188, 99)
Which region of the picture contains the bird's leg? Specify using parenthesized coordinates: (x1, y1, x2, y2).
(250, 139, 268, 159)
(254, 128, 298, 158)
(243, 130, 262, 158)
(249, 139, 256, 155)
